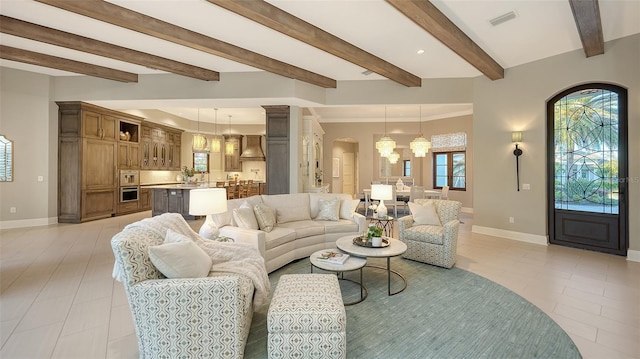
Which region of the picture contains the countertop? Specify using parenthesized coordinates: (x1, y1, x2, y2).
(142, 181, 265, 189)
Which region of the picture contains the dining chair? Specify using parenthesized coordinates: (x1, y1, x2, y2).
(364, 190, 372, 217)
(440, 185, 450, 200)
(383, 186, 402, 217)
(404, 185, 425, 213)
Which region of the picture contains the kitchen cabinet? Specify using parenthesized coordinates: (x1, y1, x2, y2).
(118, 142, 140, 169)
(140, 123, 183, 170)
(224, 134, 243, 172)
(81, 110, 117, 141)
(139, 188, 152, 211)
(57, 102, 142, 223)
(151, 188, 194, 219)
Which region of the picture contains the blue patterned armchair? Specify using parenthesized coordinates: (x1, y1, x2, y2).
(111, 213, 254, 359)
(397, 199, 462, 268)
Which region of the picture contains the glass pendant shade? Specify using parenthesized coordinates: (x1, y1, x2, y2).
(410, 136, 431, 157)
(210, 108, 220, 153)
(387, 151, 400, 164)
(376, 136, 396, 158)
(192, 108, 209, 153)
(210, 137, 221, 153)
(225, 141, 234, 155)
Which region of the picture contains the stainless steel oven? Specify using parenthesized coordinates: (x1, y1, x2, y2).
(120, 186, 139, 202)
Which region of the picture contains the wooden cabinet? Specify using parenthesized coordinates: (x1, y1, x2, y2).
(81, 110, 117, 141)
(151, 188, 194, 219)
(118, 142, 140, 169)
(140, 123, 183, 170)
(57, 102, 142, 223)
(224, 134, 243, 172)
(139, 188, 152, 211)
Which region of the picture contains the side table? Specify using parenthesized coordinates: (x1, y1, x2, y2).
(310, 249, 368, 305)
(368, 215, 394, 237)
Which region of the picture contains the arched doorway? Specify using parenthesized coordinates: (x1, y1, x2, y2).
(547, 83, 628, 255)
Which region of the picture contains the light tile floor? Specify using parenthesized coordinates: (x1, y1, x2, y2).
(1, 211, 638, 358)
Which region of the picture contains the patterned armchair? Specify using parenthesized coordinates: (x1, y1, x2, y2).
(397, 199, 462, 268)
(111, 213, 254, 359)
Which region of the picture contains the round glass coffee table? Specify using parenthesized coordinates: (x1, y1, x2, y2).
(310, 248, 368, 305)
(336, 235, 407, 296)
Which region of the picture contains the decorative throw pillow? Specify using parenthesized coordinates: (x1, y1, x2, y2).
(340, 199, 360, 220)
(253, 203, 276, 232)
(233, 207, 259, 230)
(409, 201, 442, 226)
(315, 197, 340, 221)
(148, 230, 212, 278)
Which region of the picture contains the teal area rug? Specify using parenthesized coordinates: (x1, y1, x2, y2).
(244, 257, 582, 359)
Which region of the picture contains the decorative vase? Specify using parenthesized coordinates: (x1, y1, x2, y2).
(371, 237, 382, 247)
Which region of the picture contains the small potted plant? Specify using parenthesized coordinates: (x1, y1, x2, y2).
(366, 225, 383, 247)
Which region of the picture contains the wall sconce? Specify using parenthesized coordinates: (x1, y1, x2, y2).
(512, 131, 523, 191)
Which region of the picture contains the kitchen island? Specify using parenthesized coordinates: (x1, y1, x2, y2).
(144, 181, 265, 218)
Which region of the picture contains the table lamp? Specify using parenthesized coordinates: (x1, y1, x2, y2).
(189, 188, 228, 239)
(371, 184, 393, 218)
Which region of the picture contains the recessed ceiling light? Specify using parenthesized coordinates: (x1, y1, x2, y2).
(417, 49, 425, 55)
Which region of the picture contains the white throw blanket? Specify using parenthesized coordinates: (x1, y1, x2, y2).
(112, 213, 270, 308)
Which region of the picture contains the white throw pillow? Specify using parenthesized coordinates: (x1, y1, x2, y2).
(315, 197, 340, 221)
(233, 207, 259, 230)
(340, 199, 360, 220)
(409, 201, 442, 226)
(148, 230, 212, 278)
(253, 203, 276, 232)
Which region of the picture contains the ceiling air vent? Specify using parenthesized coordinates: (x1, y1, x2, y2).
(489, 11, 517, 27)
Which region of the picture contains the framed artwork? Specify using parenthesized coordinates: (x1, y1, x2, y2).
(332, 158, 340, 178)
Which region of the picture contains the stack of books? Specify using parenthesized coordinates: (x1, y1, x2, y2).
(317, 251, 350, 265)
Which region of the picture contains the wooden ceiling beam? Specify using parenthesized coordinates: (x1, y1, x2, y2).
(386, 0, 504, 80)
(0, 15, 219, 81)
(569, 0, 604, 57)
(206, 0, 421, 87)
(0, 45, 138, 82)
(35, 0, 337, 88)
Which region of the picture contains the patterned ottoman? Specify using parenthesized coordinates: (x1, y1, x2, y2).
(267, 274, 346, 359)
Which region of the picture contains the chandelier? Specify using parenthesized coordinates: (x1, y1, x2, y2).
(210, 108, 221, 153)
(225, 115, 234, 155)
(387, 151, 400, 164)
(410, 106, 431, 157)
(375, 107, 396, 158)
(192, 108, 209, 153)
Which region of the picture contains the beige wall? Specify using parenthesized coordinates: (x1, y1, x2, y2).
(0, 68, 58, 226)
(322, 114, 473, 209)
(473, 34, 639, 251)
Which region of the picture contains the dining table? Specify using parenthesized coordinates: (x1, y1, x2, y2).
(363, 187, 441, 200)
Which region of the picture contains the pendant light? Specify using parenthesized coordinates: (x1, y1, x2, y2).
(225, 115, 234, 155)
(375, 106, 396, 158)
(410, 105, 431, 157)
(387, 151, 400, 164)
(192, 108, 209, 153)
(210, 108, 221, 153)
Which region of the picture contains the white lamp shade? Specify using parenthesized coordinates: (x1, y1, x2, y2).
(189, 188, 227, 215)
(371, 184, 393, 201)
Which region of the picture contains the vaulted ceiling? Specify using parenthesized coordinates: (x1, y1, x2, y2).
(1, 0, 638, 124)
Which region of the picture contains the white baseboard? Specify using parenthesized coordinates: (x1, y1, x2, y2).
(471, 225, 548, 246)
(627, 249, 640, 262)
(461, 207, 473, 214)
(0, 217, 58, 230)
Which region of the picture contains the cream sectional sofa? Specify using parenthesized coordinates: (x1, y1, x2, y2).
(216, 193, 366, 273)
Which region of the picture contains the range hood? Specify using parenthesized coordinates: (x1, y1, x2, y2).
(240, 135, 266, 161)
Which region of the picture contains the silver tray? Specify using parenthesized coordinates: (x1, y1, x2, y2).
(353, 236, 390, 248)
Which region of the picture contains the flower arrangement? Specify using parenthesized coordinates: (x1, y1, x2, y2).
(182, 166, 195, 178)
